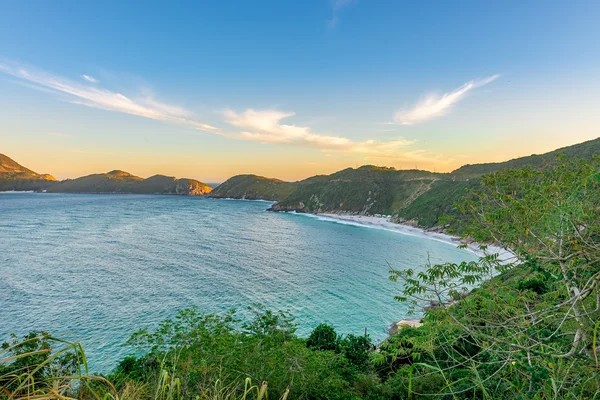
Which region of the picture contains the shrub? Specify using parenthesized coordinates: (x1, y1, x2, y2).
(307, 323, 339, 351)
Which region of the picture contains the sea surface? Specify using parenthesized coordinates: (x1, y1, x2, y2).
(0, 193, 478, 371)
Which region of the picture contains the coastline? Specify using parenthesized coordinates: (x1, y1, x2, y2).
(287, 211, 514, 263)
(285, 211, 516, 339)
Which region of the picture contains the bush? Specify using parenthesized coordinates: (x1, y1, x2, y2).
(307, 323, 339, 351)
(340, 334, 372, 371)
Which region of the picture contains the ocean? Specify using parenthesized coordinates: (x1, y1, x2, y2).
(0, 192, 477, 371)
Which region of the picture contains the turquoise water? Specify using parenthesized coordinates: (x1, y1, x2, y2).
(0, 193, 477, 371)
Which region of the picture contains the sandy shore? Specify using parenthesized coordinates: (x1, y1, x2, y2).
(313, 213, 514, 262)
(286, 211, 516, 338)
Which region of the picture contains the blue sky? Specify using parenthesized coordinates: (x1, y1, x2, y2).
(1, 1, 599, 181)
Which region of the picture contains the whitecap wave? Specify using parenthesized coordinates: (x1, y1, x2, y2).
(283, 211, 513, 261)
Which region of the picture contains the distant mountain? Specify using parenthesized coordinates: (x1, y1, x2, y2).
(0, 153, 56, 191)
(137, 175, 213, 196)
(213, 138, 600, 229)
(4, 136, 600, 215)
(47, 170, 142, 193)
(48, 170, 212, 195)
(0, 155, 212, 195)
(207, 174, 297, 200)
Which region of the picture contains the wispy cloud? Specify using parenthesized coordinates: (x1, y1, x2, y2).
(0, 62, 431, 158)
(328, 0, 353, 29)
(82, 74, 98, 83)
(394, 75, 499, 125)
(0, 62, 217, 132)
(224, 109, 414, 155)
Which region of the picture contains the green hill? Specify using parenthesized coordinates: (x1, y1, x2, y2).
(4, 136, 600, 209)
(0, 153, 56, 191)
(214, 137, 600, 229)
(270, 166, 446, 216)
(208, 174, 297, 200)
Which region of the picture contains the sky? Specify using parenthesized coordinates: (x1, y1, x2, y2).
(1, 1, 599, 182)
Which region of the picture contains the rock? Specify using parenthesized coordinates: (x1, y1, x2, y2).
(389, 319, 423, 335)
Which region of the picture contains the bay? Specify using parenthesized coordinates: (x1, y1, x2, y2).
(0, 193, 477, 371)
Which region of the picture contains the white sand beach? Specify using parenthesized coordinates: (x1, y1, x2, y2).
(312, 212, 515, 263)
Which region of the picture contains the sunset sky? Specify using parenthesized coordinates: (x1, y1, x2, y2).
(1, 1, 599, 182)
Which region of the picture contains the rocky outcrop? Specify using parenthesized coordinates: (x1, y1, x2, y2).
(176, 178, 212, 195)
(388, 319, 424, 335)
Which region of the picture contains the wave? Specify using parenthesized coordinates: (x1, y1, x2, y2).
(283, 211, 513, 261)
(285, 211, 436, 240)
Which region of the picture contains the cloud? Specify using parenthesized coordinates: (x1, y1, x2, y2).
(224, 108, 414, 155)
(0, 62, 218, 133)
(82, 74, 98, 83)
(394, 75, 499, 125)
(0, 62, 436, 159)
(328, 0, 353, 29)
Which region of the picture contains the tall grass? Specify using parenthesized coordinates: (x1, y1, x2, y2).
(0, 333, 116, 399)
(0, 334, 286, 400)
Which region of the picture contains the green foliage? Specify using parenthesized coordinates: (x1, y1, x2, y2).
(209, 175, 298, 200)
(339, 334, 372, 371)
(372, 327, 432, 378)
(395, 180, 479, 228)
(388, 157, 600, 398)
(0, 331, 118, 399)
(271, 166, 444, 216)
(118, 307, 357, 399)
(212, 139, 600, 230)
(390, 250, 505, 314)
(307, 324, 339, 351)
(0, 332, 291, 400)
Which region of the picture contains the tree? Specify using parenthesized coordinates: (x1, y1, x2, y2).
(390, 157, 600, 398)
(340, 334, 372, 370)
(307, 323, 339, 351)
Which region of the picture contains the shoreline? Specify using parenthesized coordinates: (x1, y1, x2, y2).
(285, 211, 516, 339)
(287, 211, 514, 262)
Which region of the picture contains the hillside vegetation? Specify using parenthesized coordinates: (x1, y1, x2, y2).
(214, 138, 600, 229)
(272, 167, 443, 216)
(4, 137, 600, 213)
(208, 174, 298, 200)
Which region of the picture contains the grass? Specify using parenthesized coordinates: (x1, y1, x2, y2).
(0, 334, 286, 400)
